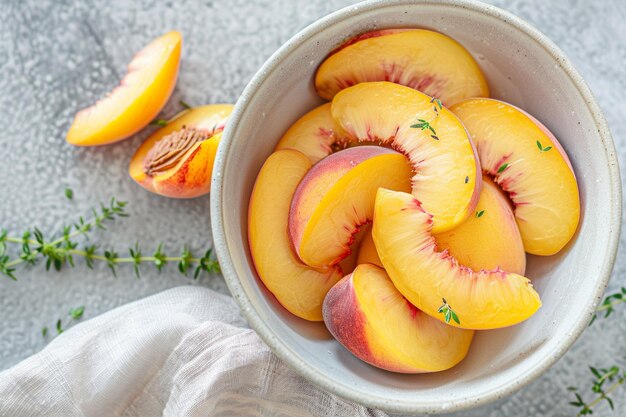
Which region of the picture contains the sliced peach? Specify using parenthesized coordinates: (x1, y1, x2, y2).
(129, 104, 233, 198)
(337, 226, 370, 276)
(248, 149, 343, 321)
(67, 31, 182, 146)
(331, 82, 481, 233)
(275, 103, 350, 163)
(316, 29, 489, 106)
(356, 227, 382, 268)
(323, 264, 474, 373)
(450, 98, 580, 255)
(434, 175, 526, 275)
(289, 146, 412, 268)
(373, 188, 541, 330)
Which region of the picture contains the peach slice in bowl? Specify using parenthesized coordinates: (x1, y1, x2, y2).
(315, 28, 489, 106)
(211, 0, 620, 413)
(323, 264, 474, 373)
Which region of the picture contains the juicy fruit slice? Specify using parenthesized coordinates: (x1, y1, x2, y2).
(275, 103, 349, 163)
(434, 175, 526, 275)
(451, 98, 580, 255)
(373, 188, 541, 330)
(332, 82, 481, 233)
(289, 146, 412, 268)
(356, 228, 382, 268)
(323, 264, 474, 373)
(129, 104, 233, 198)
(248, 149, 342, 321)
(316, 29, 489, 106)
(67, 31, 182, 146)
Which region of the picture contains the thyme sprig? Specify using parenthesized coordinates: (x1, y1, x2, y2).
(537, 140, 553, 153)
(438, 298, 460, 324)
(411, 97, 441, 140)
(0, 197, 220, 280)
(42, 306, 85, 338)
(589, 287, 626, 325)
(569, 366, 625, 416)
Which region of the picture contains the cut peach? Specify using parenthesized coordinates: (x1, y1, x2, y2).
(434, 175, 526, 275)
(316, 29, 489, 106)
(275, 103, 350, 163)
(373, 188, 541, 330)
(67, 31, 182, 146)
(356, 228, 382, 268)
(289, 146, 412, 268)
(331, 82, 481, 233)
(337, 226, 370, 276)
(129, 104, 233, 198)
(323, 264, 474, 373)
(450, 98, 580, 255)
(248, 149, 343, 321)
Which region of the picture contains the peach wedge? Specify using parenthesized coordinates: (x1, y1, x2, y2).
(323, 264, 474, 373)
(451, 98, 580, 255)
(289, 146, 412, 268)
(275, 103, 350, 163)
(356, 226, 383, 268)
(434, 175, 526, 275)
(248, 149, 343, 321)
(373, 188, 541, 330)
(129, 104, 233, 198)
(67, 31, 182, 146)
(332, 82, 481, 233)
(316, 29, 489, 106)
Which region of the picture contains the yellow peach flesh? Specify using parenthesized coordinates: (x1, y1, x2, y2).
(434, 175, 526, 275)
(275, 103, 349, 163)
(67, 31, 182, 146)
(331, 82, 481, 233)
(316, 29, 489, 105)
(128, 104, 233, 198)
(323, 264, 474, 373)
(373, 188, 541, 330)
(356, 228, 382, 268)
(450, 98, 580, 255)
(248, 149, 343, 321)
(289, 146, 412, 268)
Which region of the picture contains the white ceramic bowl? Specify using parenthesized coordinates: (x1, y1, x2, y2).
(211, 0, 621, 413)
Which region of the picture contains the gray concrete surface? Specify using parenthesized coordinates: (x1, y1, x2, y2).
(0, 0, 625, 415)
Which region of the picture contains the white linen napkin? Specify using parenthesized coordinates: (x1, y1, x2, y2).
(0, 286, 387, 417)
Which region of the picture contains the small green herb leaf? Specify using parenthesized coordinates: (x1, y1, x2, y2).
(497, 163, 509, 173)
(69, 306, 85, 320)
(150, 119, 168, 127)
(65, 188, 74, 200)
(41, 327, 48, 337)
(476, 210, 485, 218)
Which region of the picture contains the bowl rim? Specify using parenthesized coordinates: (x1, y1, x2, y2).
(210, 0, 622, 413)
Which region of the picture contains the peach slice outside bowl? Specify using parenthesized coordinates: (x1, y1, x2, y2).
(210, 0, 621, 413)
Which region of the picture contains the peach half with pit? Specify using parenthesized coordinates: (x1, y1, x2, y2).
(434, 175, 526, 275)
(323, 264, 474, 373)
(331, 82, 482, 233)
(373, 188, 542, 330)
(451, 98, 580, 256)
(289, 146, 412, 269)
(67, 31, 182, 146)
(315, 29, 489, 106)
(248, 149, 343, 321)
(129, 104, 233, 198)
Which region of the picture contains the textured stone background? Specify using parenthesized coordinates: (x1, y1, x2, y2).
(0, 0, 624, 415)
